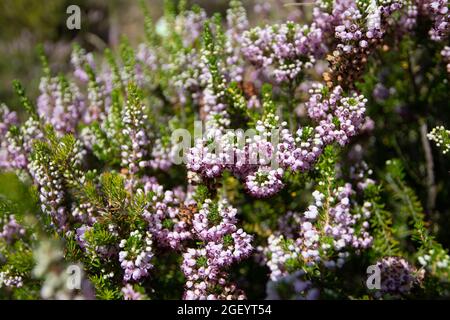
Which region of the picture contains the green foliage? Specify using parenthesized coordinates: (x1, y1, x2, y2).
(12, 80, 37, 119)
(383, 159, 450, 285)
(100, 172, 127, 210)
(384, 159, 429, 245)
(364, 184, 399, 256)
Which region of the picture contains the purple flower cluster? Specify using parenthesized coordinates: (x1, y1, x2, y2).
(182, 248, 220, 283)
(70, 46, 95, 83)
(181, 198, 252, 299)
(192, 199, 238, 241)
(29, 154, 67, 231)
(245, 166, 285, 198)
(186, 130, 234, 179)
(182, 272, 246, 300)
(314, 0, 404, 88)
(3, 0, 448, 301)
(420, 0, 450, 41)
(313, 0, 350, 35)
(0, 215, 25, 244)
(260, 184, 372, 280)
(374, 256, 423, 297)
(142, 178, 192, 250)
(169, 7, 215, 105)
(0, 104, 42, 171)
(0, 104, 19, 169)
(265, 270, 319, 300)
(0, 271, 23, 288)
(399, 3, 418, 32)
(253, 0, 272, 18)
(225, 0, 249, 83)
(75, 223, 118, 259)
(173, 49, 203, 104)
(37, 76, 84, 135)
(261, 234, 302, 281)
(322, 184, 373, 252)
(71, 46, 118, 122)
(276, 210, 304, 239)
(84, 70, 107, 125)
(72, 201, 96, 225)
(28, 137, 84, 232)
(305, 83, 368, 145)
(172, 1, 248, 103)
(310, 0, 446, 87)
(0, 104, 17, 137)
(175, 8, 208, 47)
(242, 22, 325, 83)
(171, 4, 247, 105)
(136, 44, 158, 73)
(187, 84, 368, 198)
(119, 230, 154, 282)
(71, 49, 175, 175)
(121, 284, 144, 300)
(149, 138, 173, 171)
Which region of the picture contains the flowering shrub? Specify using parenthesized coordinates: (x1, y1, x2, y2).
(0, 0, 450, 300)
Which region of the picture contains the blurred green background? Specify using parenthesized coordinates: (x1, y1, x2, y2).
(0, 0, 159, 110)
(0, 0, 268, 111)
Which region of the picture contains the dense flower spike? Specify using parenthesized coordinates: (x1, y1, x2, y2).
(182, 276, 246, 300)
(119, 230, 154, 282)
(120, 84, 150, 174)
(181, 198, 252, 299)
(1, 101, 42, 170)
(175, 7, 208, 48)
(225, 0, 249, 82)
(37, 76, 84, 135)
(142, 178, 192, 250)
(149, 138, 174, 171)
(29, 150, 67, 230)
(182, 248, 220, 282)
(28, 134, 85, 231)
(0, 104, 19, 169)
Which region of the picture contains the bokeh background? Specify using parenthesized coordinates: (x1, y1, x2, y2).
(0, 0, 309, 112)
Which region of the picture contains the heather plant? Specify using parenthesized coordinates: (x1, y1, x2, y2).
(0, 0, 449, 300)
